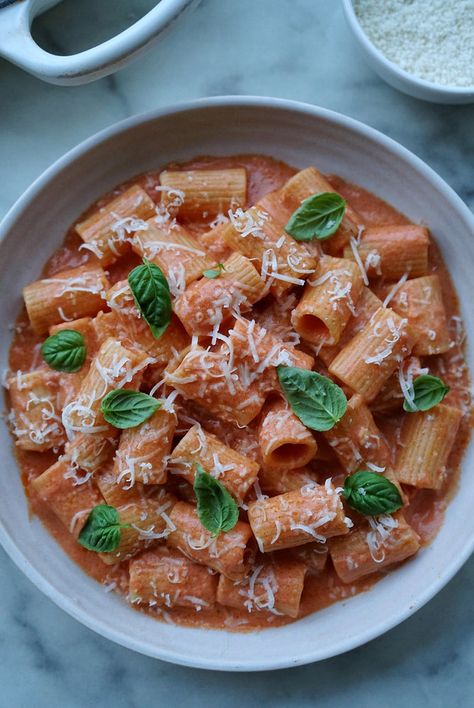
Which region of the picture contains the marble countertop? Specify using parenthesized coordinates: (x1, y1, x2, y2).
(1, 0, 473, 705)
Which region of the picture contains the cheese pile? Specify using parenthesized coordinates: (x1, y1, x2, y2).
(354, 0, 474, 87)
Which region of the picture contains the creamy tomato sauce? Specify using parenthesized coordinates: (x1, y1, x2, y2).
(6, 154, 472, 631)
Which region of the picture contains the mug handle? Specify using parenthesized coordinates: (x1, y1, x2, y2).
(0, 0, 197, 86)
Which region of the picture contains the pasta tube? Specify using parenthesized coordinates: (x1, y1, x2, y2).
(258, 466, 320, 496)
(95, 461, 146, 510)
(49, 317, 98, 407)
(343, 225, 429, 281)
(169, 425, 259, 503)
(394, 404, 463, 489)
(132, 218, 213, 288)
(330, 512, 420, 582)
(218, 202, 317, 297)
(99, 490, 177, 565)
(129, 547, 218, 610)
(319, 287, 383, 366)
(248, 482, 348, 552)
(62, 338, 148, 469)
(65, 432, 115, 474)
(23, 265, 108, 335)
(31, 456, 104, 537)
(159, 167, 247, 221)
(167, 501, 255, 580)
(292, 256, 364, 345)
(101, 285, 190, 365)
(75, 185, 156, 265)
(329, 307, 415, 402)
(289, 543, 329, 575)
(258, 397, 318, 471)
(174, 253, 266, 337)
(323, 394, 391, 472)
(114, 408, 177, 487)
(217, 558, 307, 618)
(386, 274, 450, 355)
(7, 370, 65, 451)
(165, 344, 267, 426)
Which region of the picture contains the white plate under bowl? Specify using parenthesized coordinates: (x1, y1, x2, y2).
(0, 97, 473, 671)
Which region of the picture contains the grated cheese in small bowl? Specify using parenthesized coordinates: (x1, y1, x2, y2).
(344, 0, 474, 103)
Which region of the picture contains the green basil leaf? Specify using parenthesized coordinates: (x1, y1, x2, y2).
(128, 258, 172, 339)
(277, 366, 347, 431)
(41, 329, 86, 373)
(343, 471, 403, 516)
(193, 463, 239, 536)
(402, 374, 450, 413)
(285, 192, 346, 241)
(203, 263, 225, 279)
(78, 505, 128, 552)
(101, 389, 160, 429)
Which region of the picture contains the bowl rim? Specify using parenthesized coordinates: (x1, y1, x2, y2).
(0, 95, 473, 671)
(342, 0, 474, 97)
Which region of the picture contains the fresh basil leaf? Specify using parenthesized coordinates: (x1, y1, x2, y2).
(203, 263, 225, 279)
(128, 258, 172, 339)
(277, 366, 347, 431)
(343, 471, 403, 516)
(78, 504, 128, 552)
(193, 463, 239, 536)
(101, 389, 160, 429)
(402, 374, 450, 413)
(285, 192, 346, 241)
(41, 329, 86, 373)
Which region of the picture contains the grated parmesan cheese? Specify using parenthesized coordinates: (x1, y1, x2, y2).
(354, 0, 474, 88)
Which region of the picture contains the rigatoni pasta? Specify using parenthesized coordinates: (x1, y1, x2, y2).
(7, 370, 65, 451)
(329, 307, 416, 401)
(330, 512, 420, 583)
(217, 558, 307, 618)
(159, 167, 247, 221)
(132, 218, 213, 288)
(23, 264, 108, 335)
(170, 425, 259, 503)
(394, 404, 463, 489)
(129, 547, 218, 610)
(248, 482, 349, 553)
(383, 274, 450, 356)
(167, 501, 255, 580)
(343, 225, 429, 281)
(5, 153, 471, 633)
(292, 256, 364, 345)
(75, 185, 156, 265)
(258, 397, 317, 471)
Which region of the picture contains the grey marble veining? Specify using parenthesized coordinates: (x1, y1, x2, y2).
(0, 0, 473, 705)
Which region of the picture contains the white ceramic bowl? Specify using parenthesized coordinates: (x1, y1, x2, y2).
(0, 0, 199, 86)
(0, 97, 473, 671)
(342, 0, 474, 105)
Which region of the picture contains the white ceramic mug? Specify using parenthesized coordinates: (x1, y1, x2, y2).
(0, 0, 198, 85)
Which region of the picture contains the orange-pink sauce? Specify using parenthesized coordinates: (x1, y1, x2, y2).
(6, 154, 472, 631)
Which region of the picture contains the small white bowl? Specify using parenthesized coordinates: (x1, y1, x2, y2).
(343, 0, 474, 104)
(0, 97, 473, 670)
